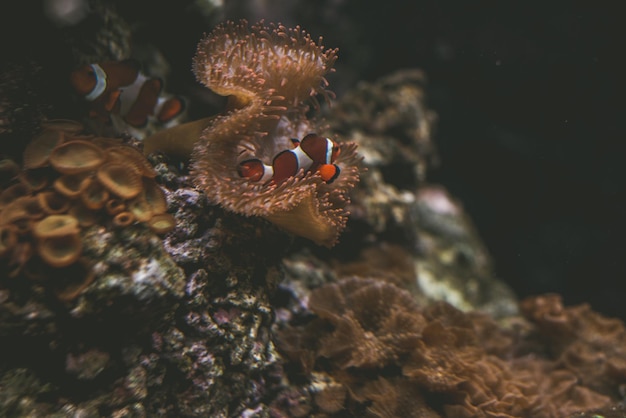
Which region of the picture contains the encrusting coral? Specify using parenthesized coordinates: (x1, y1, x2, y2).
(144, 20, 361, 247)
(0, 119, 175, 301)
(274, 277, 626, 417)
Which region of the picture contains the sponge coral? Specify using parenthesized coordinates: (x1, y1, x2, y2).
(186, 20, 361, 247)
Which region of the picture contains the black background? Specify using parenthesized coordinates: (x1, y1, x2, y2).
(337, 2, 626, 319)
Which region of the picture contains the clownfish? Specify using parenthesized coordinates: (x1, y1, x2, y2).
(70, 60, 185, 128)
(238, 133, 341, 185)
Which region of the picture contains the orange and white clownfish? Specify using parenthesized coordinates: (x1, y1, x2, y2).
(238, 133, 341, 185)
(70, 60, 185, 128)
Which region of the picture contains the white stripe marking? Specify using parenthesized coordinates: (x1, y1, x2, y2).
(260, 163, 274, 183)
(324, 137, 333, 164)
(85, 64, 107, 101)
(291, 145, 314, 171)
(118, 72, 148, 117)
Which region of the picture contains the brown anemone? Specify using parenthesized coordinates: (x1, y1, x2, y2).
(32, 215, 82, 268)
(147, 213, 176, 234)
(188, 20, 360, 247)
(0, 183, 30, 209)
(106, 145, 157, 178)
(1, 118, 177, 300)
(53, 173, 91, 198)
(33, 214, 79, 238)
(49, 140, 105, 174)
(127, 196, 153, 222)
(37, 234, 82, 268)
(140, 178, 167, 214)
(80, 180, 109, 210)
(37, 191, 71, 214)
(0, 196, 45, 225)
(68, 203, 98, 227)
(0, 224, 17, 257)
(97, 162, 142, 199)
(112, 211, 135, 227)
(0, 158, 21, 183)
(17, 169, 49, 191)
(23, 129, 66, 169)
(104, 198, 126, 215)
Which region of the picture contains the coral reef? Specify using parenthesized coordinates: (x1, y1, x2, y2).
(274, 277, 626, 417)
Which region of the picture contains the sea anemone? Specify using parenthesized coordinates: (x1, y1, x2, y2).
(0, 120, 177, 299)
(187, 20, 361, 247)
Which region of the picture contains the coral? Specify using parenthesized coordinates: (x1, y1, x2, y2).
(411, 185, 519, 317)
(327, 69, 437, 185)
(308, 277, 424, 369)
(520, 294, 626, 397)
(351, 377, 440, 418)
(146, 20, 361, 247)
(0, 120, 175, 301)
(274, 277, 626, 418)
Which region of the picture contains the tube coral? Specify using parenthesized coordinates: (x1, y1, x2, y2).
(188, 20, 361, 247)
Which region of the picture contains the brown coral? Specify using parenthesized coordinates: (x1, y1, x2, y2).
(309, 277, 424, 369)
(184, 20, 360, 247)
(520, 294, 626, 396)
(0, 120, 175, 300)
(275, 278, 625, 417)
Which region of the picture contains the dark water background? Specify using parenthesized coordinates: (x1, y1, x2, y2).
(342, 2, 626, 319)
(2, 1, 625, 319)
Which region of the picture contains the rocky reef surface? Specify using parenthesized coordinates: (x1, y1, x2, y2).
(1, 1, 626, 417)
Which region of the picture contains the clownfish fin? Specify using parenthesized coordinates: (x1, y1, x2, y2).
(156, 96, 186, 123)
(238, 159, 266, 182)
(138, 77, 163, 97)
(272, 149, 299, 185)
(150, 77, 164, 94)
(104, 90, 121, 112)
(319, 163, 340, 183)
(331, 143, 341, 161)
(290, 138, 300, 147)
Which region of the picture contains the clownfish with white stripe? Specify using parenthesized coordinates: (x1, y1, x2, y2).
(238, 133, 341, 185)
(70, 60, 185, 128)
